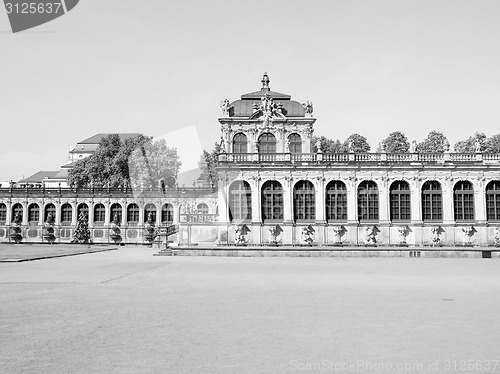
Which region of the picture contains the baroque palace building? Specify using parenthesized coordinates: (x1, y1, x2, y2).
(217, 74, 500, 247)
(1, 73, 500, 247)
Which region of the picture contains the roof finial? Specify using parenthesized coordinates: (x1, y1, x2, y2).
(261, 72, 270, 89)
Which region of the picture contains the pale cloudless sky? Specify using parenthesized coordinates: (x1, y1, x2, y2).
(1, 0, 500, 182)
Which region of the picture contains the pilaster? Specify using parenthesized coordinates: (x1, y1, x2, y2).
(442, 178, 455, 224)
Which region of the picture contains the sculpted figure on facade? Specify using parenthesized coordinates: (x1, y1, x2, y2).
(475, 139, 482, 152)
(494, 227, 500, 246)
(302, 100, 313, 116)
(398, 225, 410, 244)
(365, 226, 378, 245)
(220, 99, 230, 116)
(365, 225, 379, 245)
(332, 225, 346, 244)
(285, 138, 290, 153)
(260, 94, 274, 114)
(315, 139, 322, 153)
(462, 225, 476, 245)
(410, 140, 417, 153)
(430, 226, 443, 246)
(234, 224, 250, 245)
(301, 225, 315, 246)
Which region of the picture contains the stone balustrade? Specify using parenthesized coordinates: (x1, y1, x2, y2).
(219, 152, 500, 164)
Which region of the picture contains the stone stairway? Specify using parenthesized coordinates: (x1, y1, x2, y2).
(154, 248, 174, 256)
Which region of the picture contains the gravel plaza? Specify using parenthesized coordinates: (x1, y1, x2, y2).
(1, 246, 500, 374)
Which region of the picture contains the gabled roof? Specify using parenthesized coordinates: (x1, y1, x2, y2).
(18, 171, 59, 183)
(77, 133, 141, 145)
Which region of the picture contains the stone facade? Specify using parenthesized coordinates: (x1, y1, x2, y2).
(0, 188, 218, 245)
(216, 74, 500, 247)
(1, 74, 500, 248)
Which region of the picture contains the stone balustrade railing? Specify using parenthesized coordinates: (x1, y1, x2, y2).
(219, 152, 500, 164)
(0, 186, 217, 198)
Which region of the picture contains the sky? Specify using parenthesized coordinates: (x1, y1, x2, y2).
(1, 0, 500, 182)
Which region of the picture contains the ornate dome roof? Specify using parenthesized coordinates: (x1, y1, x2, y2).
(228, 73, 307, 118)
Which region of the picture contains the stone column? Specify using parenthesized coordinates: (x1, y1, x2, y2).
(410, 178, 422, 223)
(315, 177, 326, 223)
(251, 179, 261, 224)
(173, 203, 180, 224)
(139, 204, 145, 226)
(283, 178, 293, 224)
(55, 203, 61, 226)
(156, 205, 162, 226)
(378, 178, 390, 224)
(38, 203, 44, 226)
(442, 179, 455, 224)
(104, 203, 110, 226)
(347, 178, 358, 224)
(22, 203, 28, 226)
(121, 204, 127, 226)
(217, 178, 229, 224)
(88, 203, 94, 227)
(71, 203, 77, 226)
(474, 178, 486, 223)
(5, 204, 11, 225)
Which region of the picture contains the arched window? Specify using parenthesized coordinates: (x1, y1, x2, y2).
(197, 203, 209, 214)
(326, 181, 347, 221)
(44, 203, 56, 222)
(358, 181, 379, 221)
(61, 203, 72, 225)
(454, 181, 474, 221)
(161, 203, 174, 224)
(28, 203, 39, 224)
(261, 181, 283, 222)
(11, 203, 23, 222)
(77, 203, 88, 218)
(422, 181, 442, 221)
(294, 180, 315, 222)
(0, 203, 7, 223)
(229, 181, 252, 222)
(144, 203, 156, 222)
(233, 133, 247, 154)
(288, 133, 302, 154)
(110, 203, 122, 224)
(127, 203, 139, 223)
(258, 133, 276, 154)
(486, 181, 500, 221)
(390, 181, 411, 221)
(94, 203, 105, 224)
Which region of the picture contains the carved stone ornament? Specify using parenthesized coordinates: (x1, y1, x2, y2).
(220, 99, 230, 116)
(302, 100, 313, 116)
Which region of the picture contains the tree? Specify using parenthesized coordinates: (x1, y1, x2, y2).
(72, 212, 90, 244)
(68, 134, 181, 189)
(416, 131, 450, 153)
(199, 142, 221, 189)
(484, 134, 500, 153)
(344, 133, 371, 153)
(454, 132, 487, 153)
(311, 136, 345, 153)
(379, 131, 410, 153)
(128, 138, 182, 189)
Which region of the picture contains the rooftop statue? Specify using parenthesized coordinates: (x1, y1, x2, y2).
(302, 100, 313, 116)
(261, 72, 270, 88)
(410, 140, 417, 153)
(220, 99, 230, 116)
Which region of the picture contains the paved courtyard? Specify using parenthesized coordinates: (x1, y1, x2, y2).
(1, 247, 499, 373)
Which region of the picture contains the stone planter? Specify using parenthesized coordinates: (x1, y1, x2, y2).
(110, 231, 122, 244)
(9, 226, 22, 244)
